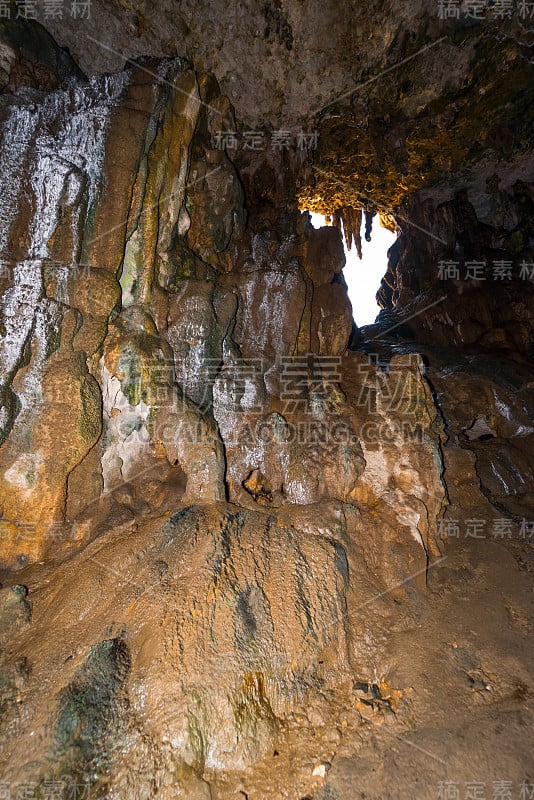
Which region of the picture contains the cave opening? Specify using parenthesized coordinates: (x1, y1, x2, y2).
(309, 211, 397, 328)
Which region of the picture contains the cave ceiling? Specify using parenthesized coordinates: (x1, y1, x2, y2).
(20, 0, 534, 215)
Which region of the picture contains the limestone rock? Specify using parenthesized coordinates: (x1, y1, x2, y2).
(0, 10, 532, 799)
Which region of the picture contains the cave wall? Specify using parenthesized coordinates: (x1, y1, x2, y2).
(0, 30, 449, 568)
(0, 23, 453, 790)
(376, 183, 534, 356)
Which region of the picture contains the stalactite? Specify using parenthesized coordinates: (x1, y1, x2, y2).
(364, 207, 375, 242)
(332, 206, 362, 259)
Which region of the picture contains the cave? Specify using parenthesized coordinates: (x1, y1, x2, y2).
(0, 3, 533, 799)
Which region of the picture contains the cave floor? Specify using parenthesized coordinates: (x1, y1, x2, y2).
(1, 505, 532, 800)
(208, 534, 534, 800)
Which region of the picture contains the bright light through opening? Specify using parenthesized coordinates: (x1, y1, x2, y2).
(309, 212, 397, 327)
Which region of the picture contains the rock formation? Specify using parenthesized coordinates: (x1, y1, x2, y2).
(0, 4, 532, 799)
